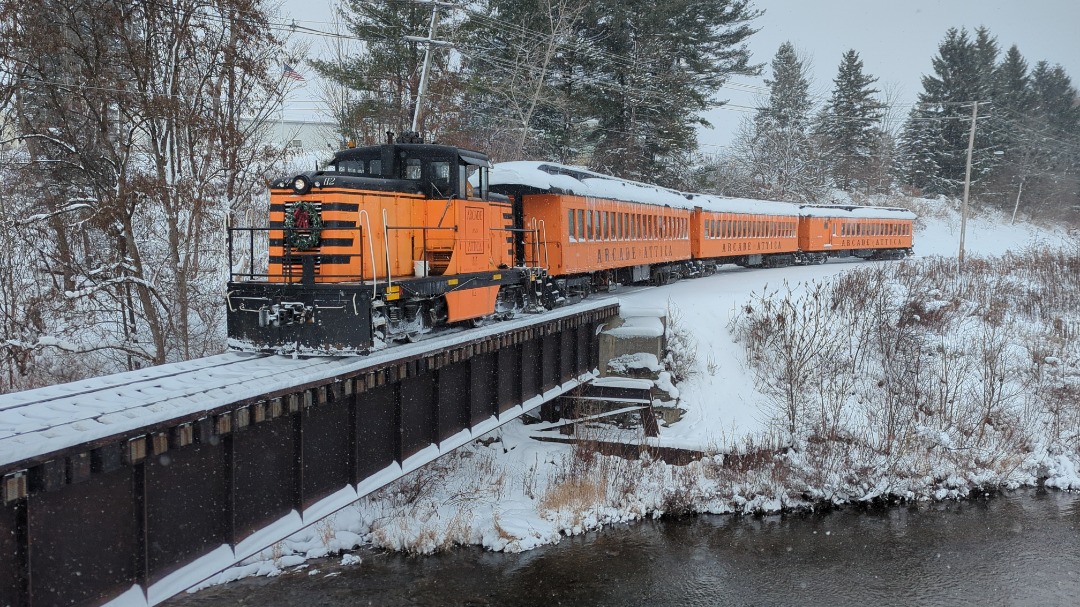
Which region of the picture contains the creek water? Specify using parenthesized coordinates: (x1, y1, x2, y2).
(168, 489, 1079, 606)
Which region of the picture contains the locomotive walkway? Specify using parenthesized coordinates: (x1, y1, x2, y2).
(0, 300, 618, 607)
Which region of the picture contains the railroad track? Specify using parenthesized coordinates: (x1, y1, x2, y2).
(0, 352, 353, 468)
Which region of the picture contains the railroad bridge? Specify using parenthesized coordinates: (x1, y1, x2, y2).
(0, 301, 619, 607)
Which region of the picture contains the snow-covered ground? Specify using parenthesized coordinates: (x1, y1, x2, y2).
(187, 197, 1079, 594)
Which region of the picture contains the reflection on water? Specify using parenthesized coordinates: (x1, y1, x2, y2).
(169, 489, 1079, 606)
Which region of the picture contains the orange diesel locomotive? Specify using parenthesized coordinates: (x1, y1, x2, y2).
(226, 135, 552, 355)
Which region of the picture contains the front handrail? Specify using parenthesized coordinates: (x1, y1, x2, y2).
(358, 209, 378, 298)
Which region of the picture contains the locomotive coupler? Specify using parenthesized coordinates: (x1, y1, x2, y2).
(259, 302, 314, 327)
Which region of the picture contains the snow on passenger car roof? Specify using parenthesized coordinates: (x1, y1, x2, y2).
(488, 161, 690, 207)
(686, 193, 802, 217)
(797, 204, 917, 220)
(487, 160, 917, 220)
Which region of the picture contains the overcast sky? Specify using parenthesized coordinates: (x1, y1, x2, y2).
(282, 0, 1080, 153)
(698, 0, 1080, 152)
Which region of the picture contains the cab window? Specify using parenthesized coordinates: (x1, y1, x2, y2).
(461, 164, 480, 198)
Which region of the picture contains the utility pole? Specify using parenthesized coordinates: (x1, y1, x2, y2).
(958, 101, 978, 271)
(408, 1, 455, 134)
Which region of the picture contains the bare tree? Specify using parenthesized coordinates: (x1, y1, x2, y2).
(0, 0, 290, 388)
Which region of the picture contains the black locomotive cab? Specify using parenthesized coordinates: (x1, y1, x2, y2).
(324, 136, 491, 201)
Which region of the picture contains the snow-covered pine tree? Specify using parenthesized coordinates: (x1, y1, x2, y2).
(1031, 62, 1080, 136)
(817, 50, 884, 192)
(1026, 61, 1080, 214)
(740, 41, 824, 202)
(574, 0, 761, 187)
(313, 0, 462, 144)
(896, 106, 941, 194)
(994, 46, 1035, 122)
(986, 45, 1041, 216)
(756, 42, 812, 132)
(458, 0, 590, 162)
(903, 27, 999, 196)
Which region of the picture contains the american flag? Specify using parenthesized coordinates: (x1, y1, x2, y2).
(283, 63, 305, 82)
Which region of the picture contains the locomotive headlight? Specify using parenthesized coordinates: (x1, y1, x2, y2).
(292, 175, 312, 195)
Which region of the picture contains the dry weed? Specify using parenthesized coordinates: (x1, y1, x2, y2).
(315, 519, 335, 550)
(537, 476, 607, 515)
(491, 512, 517, 543)
(731, 246, 1080, 489)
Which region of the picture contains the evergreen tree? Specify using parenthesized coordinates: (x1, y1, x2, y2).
(756, 42, 811, 131)
(1031, 62, 1080, 135)
(972, 27, 1000, 98)
(817, 50, 884, 191)
(312, 0, 461, 144)
(899, 26, 1078, 215)
(1026, 61, 1080, 213)
(457, 0, 590, 161)
(986, 45, 1038, 215)
(994, 45, 1034, 117)
(324, 0, 763, 183)
(970, 26, 1007, 181)
(739, 41, 824, 201)
(897, 106, 941, 193)
(574, 0, 762, 185)
(902, 27, 999, 195)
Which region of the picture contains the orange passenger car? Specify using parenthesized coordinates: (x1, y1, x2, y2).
(521, 194, 691, 276)
(798, 205, 915, 260)
(490, 161, 695, 287)
(688, 194, 801, 267)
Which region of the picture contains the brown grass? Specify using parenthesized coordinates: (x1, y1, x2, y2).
(537, 477, 607, 514)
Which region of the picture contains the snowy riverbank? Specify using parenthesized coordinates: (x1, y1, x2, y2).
(193, 197, 1079, 590)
